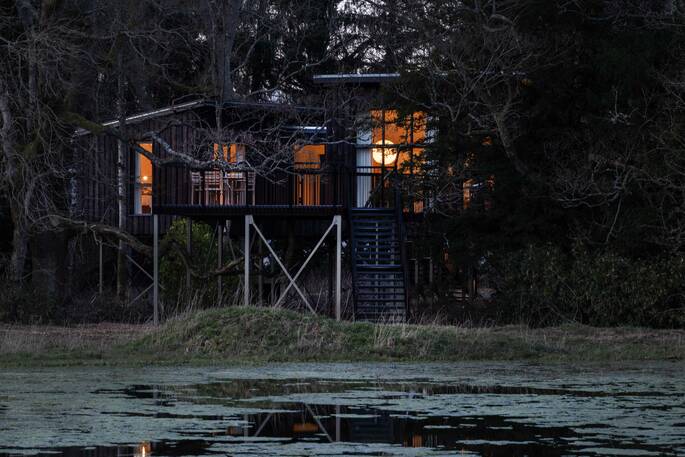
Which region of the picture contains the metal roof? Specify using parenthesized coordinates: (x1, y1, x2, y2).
(312, 73, 401, 85)
(73, 99, 205, 137)
(73, 99, 323, 137)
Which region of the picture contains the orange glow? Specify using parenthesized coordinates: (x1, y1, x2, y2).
(293, 422, 319, 433)
(294, 144, 324, 168)
(213, 143, 245, 162)
(135, 442, 151, 457)
(138, 143, 153, 184)
(372, 140, 397, 165)
(463, 178, 475, 209)
(411, 434, 423, 447)
(294, 144, 323, 205)
(370, 110, 426, 168)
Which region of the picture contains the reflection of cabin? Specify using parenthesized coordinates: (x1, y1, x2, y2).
(72, 75, 491, 322)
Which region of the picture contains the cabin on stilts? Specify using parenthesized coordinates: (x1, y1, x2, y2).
(72, 73, 488, 323)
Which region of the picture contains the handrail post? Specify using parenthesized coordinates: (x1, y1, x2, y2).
(153, 214, 159, 325)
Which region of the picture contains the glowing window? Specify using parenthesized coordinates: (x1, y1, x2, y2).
(213, 143, 245, 163)
(370, 110, 427, 171)
(134, 143, 153, 215)
(294, 144, 324, 205)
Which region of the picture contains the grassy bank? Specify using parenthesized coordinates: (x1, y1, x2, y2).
(2, 307, 685, 367)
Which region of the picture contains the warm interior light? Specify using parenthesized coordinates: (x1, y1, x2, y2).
(372, 140, 397, 165)
(142, 175, 148, 182)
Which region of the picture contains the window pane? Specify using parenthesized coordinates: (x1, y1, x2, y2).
(135, 143, 153, 215)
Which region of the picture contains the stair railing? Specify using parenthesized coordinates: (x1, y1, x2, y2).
(347, 205, 360, 320)
(394, 180, 411, 322)
(365, 168, 396, 208)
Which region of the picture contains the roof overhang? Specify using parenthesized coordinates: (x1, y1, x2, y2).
(73, 99, 205, 137)
(312, 73, 401, 85)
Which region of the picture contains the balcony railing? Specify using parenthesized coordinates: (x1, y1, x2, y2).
(154, 162, 432, 214)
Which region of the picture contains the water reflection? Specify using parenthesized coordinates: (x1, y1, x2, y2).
(1, 364, 684, 456)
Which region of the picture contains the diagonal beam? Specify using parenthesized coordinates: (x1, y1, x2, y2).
(304, 403, 333, 443)
(274, 219, 336, 308)
(248, 216, 315, 313)
(252, 412, 273, 437)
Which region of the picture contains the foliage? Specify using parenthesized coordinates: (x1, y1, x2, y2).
(0, 283, 57, 324)
(499, 245, 685, 328)
(160, 219, 240, 310)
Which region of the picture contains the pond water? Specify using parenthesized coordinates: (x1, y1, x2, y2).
(0, 362, 684, 456)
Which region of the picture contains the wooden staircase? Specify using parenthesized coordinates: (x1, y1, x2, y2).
(350, 208, 408, 322)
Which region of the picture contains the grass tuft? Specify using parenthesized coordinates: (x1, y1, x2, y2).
(2, 306, 685, 367)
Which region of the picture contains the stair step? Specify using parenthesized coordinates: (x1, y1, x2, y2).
(356, 264, 402, 270)
(357, 275, 404, 280)
(350, 207, 407, 323)
(350, 208, 395, 214)
(355, 254, 400, 265)
(352, 218, 395, 223)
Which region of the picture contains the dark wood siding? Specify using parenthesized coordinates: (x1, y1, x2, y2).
(74, 109, 200, 236)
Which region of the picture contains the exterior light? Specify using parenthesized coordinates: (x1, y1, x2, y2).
(135, 442, 151, 457)
(372, 140, 397, 165)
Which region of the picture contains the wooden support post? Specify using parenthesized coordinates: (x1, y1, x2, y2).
(328, 241, 334, 316)
(217, 221, 223, 305)
(335, 404, 341, 441)
(153, 214, 159, 326)
(98, 239, 103, 294)
(334, 215, 342, 321)
(186, 219, 192, 292)
(257, 240, 263, 306)
(244, 215, 251, 307)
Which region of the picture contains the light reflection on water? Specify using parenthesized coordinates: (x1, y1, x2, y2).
(0, 363, 684, 456)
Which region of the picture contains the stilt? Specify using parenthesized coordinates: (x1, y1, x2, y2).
(257, 240, 264, 306)
(244, 215, 251, 307)
(217, 221, 223, 305)
(334, 215, 342, 321)
(335, 404, 341, 441)
(98, 239, 103, 294)
(186, 219, 192, 292)
(328, 241, 334, 316)
(153, 214, 159, 326)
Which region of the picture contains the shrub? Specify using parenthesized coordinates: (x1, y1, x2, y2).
(0, 282, 58, 324)
(498, 244, 685, 327)
(160, 219, 240, 312)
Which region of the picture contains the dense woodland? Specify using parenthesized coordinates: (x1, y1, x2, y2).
(0, 0, 684, 326)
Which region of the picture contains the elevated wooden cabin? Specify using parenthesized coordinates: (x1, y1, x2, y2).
(72, 74, 476, 322)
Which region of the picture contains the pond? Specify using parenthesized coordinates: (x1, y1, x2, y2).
(0, 362, 684, 456)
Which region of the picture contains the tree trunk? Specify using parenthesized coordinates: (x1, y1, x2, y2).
(31, 230, 68, 299)
(9, 209, 28, 283)
(116, 49, 128, 300)
(0, 84, 27, 284)
(214, 0, 243, 102)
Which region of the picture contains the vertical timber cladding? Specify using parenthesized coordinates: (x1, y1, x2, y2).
(73, 113, 189, 236)
(152, 110, 195, 208)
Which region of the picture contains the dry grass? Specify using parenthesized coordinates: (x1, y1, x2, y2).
(2, 307, 685, 367)
(0, 323, 151, 355)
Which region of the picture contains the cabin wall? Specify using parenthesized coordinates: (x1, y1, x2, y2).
(72, 112, 199, 236)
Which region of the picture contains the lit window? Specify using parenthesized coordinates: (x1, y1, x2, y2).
(134, 143, 153, 215)
(463, 178, 474, 209)
(294, 144, 324, 205)
(213, 143, 245, 163)
(193, 144, 249, 206)
(370, 110, 426, 171)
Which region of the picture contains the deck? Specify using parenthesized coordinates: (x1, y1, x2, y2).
(154, 204, 344, 218)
